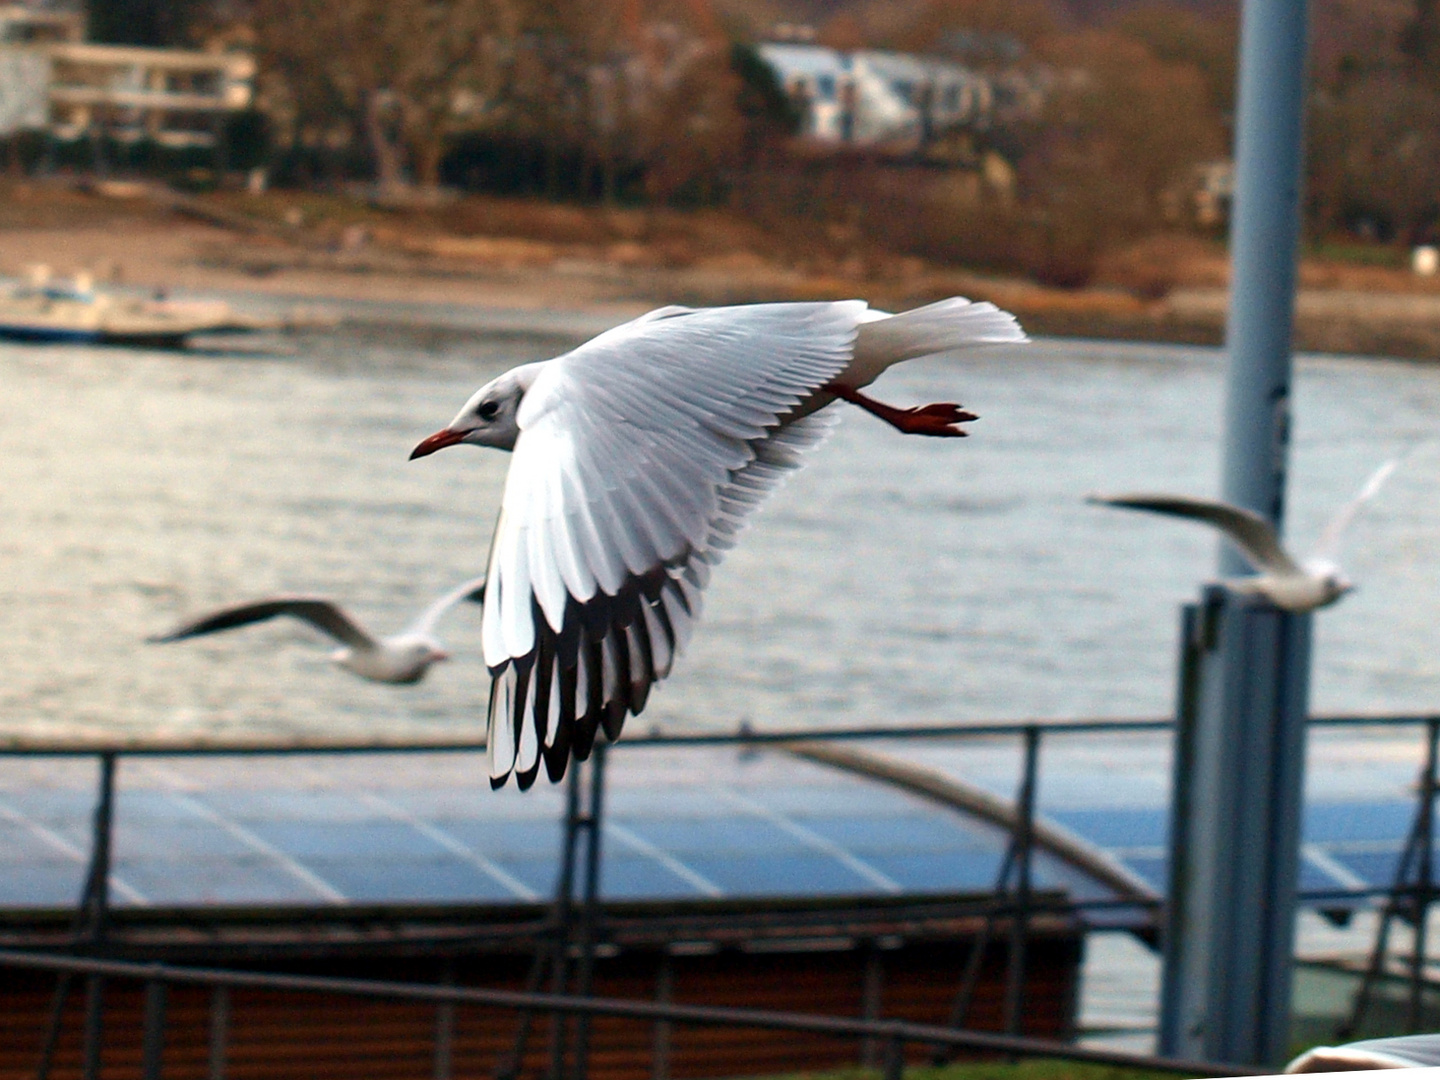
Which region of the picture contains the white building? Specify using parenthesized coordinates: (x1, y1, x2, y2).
(756, 42, 994, 149)
(0, 3, 77, 135)
(46, 42, 255, 147)
(0, 5, 254, 147)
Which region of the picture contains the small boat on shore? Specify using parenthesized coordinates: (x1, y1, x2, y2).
(0, 270, 274, 347)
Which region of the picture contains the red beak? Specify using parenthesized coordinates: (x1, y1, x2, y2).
(410, 428, 466, 460)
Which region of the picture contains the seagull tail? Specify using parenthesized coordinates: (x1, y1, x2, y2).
(847, 297, 1027, 386)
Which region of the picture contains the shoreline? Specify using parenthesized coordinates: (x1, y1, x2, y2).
(0, 195, 1436, 359)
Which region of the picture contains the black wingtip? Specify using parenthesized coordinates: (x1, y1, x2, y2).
(489, 773, 509, 791)
(543, 741, 570, 784)
(515, 761, 541, 791)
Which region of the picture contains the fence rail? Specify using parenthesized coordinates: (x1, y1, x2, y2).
(2, 711, 1436, 757)
(0, 947, 1265, 1079)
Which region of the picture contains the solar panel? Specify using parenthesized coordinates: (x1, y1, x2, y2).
(0, 741, 1427, 920)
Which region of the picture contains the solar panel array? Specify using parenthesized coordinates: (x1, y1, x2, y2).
(0, 733, 1424, 915)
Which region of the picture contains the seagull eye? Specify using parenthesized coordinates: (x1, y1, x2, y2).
(478, 401, 500, 421)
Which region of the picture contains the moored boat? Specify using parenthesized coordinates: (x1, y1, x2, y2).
(0, 269, 272, 347)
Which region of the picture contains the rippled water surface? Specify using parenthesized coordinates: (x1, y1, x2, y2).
(5, 318, 1440, 742)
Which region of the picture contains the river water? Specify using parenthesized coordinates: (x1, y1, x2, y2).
(4, 316, 1440, 743)
(7, 310, 1440, 1048)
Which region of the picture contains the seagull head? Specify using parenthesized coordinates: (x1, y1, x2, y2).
(1303, 558, 1355, 607)
(410, 363, 544, 458)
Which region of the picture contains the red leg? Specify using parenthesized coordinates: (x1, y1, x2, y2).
(824, 383, 978, 437)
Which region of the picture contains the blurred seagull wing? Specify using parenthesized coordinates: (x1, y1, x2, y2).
(1313, 458, 1399, 563)
(148, 598, 378, 650)
(482, 301, 866, 788)
(404, 574, 488, 637)
(1086, 492, 1300, 575)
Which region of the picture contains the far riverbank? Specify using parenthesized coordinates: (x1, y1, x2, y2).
(0, 181, 1436, 360)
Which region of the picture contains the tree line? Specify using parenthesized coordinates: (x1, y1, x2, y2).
(79, 0, 1440, 280)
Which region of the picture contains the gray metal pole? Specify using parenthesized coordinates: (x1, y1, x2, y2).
(1161, 2, 1313, 1064)
(1218, 0, 1311, 572)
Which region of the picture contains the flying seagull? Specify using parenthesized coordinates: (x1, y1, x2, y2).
(148, 576, 487, 684)
(1086, 459, 1399, 613)
(410, 297, 1026, 788)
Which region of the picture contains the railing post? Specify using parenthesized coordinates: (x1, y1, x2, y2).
(936, 827, 1019, 1061)
(141, 977, 167, 1080)
(81, 752, 118, 1080)
(1409, 717, 1439, 1030)
(80, 974, 104, 1080)
(38, 752, 120, 1080)
(434, 959, 456, 1080)
(83, 752, 118, 945)
(1003, 726, 1040, 1036)
(208, 984, 229, 1080)
(882, 1029, 905, 1080)
(859, 941, 883, 1068)
(651, 951, 672, 1080)
(572, 742, 608, 1080)
(546, 759, 585, 1080)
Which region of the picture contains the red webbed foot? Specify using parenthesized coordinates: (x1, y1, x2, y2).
(824, 383, 978, 437)
(895, 402, 979, 437)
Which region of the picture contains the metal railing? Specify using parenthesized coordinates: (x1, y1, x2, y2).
(2, 711, 1438, 1079)
(0, 947, 1264, 1080)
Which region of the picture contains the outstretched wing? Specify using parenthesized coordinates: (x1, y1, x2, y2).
(404, 575, 489, 638)
(1086, 493, 1300, 575)
(148, 597, 378, 649)
(483, 301, 867, 788)
(1312, 459, 1399, 563)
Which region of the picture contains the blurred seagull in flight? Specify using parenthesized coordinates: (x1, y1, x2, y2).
(410, 297, 1026, 788)
(148, 576, 487, 684)
(1086, 458, 1399, 613)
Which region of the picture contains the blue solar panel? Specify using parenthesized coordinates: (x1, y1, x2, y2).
(0, 862, 86, 906)
(1325, 849, 1410, 887)
(1050, 808, 1168, 848)
(1121, 856, 1167, 891)
(682, 853, 876, 895)
(784, 812, 1008, 854)
(112, 821, 255, 859)
(305, 857, 522, 904)
(0, 822, 81, 861)
(0, 745, 1425, 918)
(600, 853, 713, 899)
(1305, 802, 1415, 843)
(115, 855, 329, 905)
(436, 819, 560, 859)
(239, 820, 456, 858)
(862, 851, 1007, 893)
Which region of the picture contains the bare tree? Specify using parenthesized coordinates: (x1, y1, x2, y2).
(252, 0, 522, 193)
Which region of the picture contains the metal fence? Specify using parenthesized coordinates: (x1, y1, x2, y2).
(2, 712, 1438, 1080)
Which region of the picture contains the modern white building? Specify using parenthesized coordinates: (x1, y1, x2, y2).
(0, 5, 254, 147)
(46, 42, 255, 147)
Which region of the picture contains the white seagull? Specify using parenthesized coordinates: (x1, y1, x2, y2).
(148, 576, 487, 684)
(410, 298, 1026, 788)
(1086, 459, 1399, 613)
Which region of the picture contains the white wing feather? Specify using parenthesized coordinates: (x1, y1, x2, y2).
(402, 574, 488, 638)
(488, 301, 864, 665)
(1312, 458, 1399, 563)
